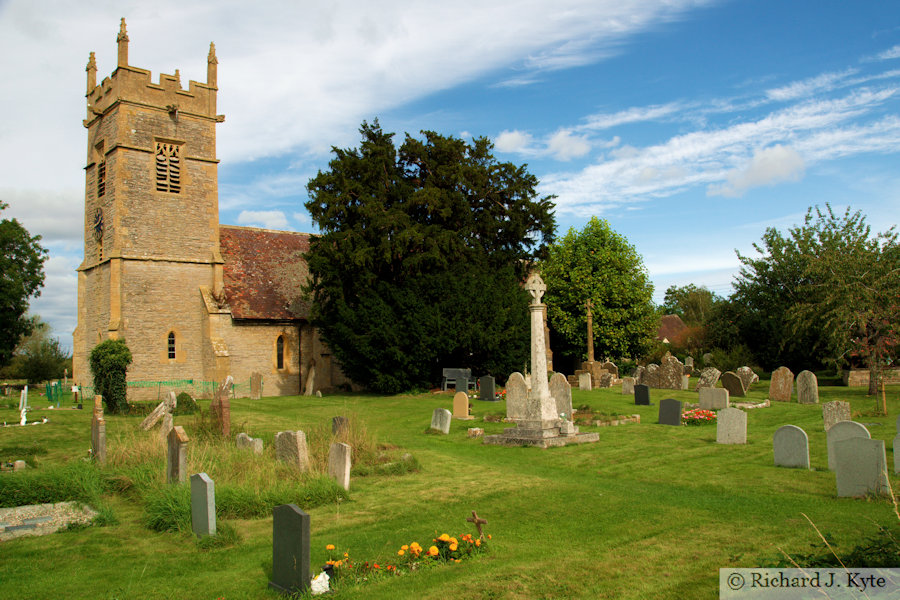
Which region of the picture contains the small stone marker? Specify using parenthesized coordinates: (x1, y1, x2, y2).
(834, 438, 890, 498)
(578, 372, 592, 391)
(822, 401, 851, 431)
(467, 427, 484, 438)
(210, 375, 233, 437)
(275, 431, 310, 473)
(549, 372, 573, 419)
(13, 460, 26, 471)
(694, 367, 721, 390)
(769, 366, 794, 402)
(796, 370, 819, 404)
(91, 395, 106, 465)
(684, 356, 694, 370)
(467, 510, 488, 540)
(716, 408, 747, 444)
(658, 398, 682, 426)
(826, 421, 870, 471)
(328, 442, 351, 490)
(773, 425, 810, 469)
(634, 384, 651, 406)
(621, 377, 634, 395)
(479, 375, 496, 401)
(430, 408, 451, 434)
(190, 473, 216, 538)
(699, 387, 729, 410)
(720, 371, 746, 397)
(332, 416, 349, 435)
(269, 504, 310, 595)
(167, 426, 189, 484)
(505, 372, 527, 421)
(250, 372, 262, 400)
(236, 432, 264, 455)
(453, 391, 474, 420)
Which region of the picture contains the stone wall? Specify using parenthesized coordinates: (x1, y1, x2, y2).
(842, 368, 900, 387)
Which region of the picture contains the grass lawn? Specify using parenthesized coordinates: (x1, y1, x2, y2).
(1, 382, 899, 599)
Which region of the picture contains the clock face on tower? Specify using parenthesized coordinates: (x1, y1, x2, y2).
(92, 207, 104, 242)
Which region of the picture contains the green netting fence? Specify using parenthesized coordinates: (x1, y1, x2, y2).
(76, 377, 257, 404)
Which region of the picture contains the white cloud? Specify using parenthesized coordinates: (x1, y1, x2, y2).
(580, 103, 684, 130)
(546, 130, 591, 160)
(1, 188, 84, 248)
(494, 129, 535, 154)
(707, 144, 805, 198)
(878, 45, 900, 61)
(27, 254, 79, 349)
(765, 69, 858, 101)
(236, 210, 289, 230)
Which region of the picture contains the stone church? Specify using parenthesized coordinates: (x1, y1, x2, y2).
(72, 20, 349, 398)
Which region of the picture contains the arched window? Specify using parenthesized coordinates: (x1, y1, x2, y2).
(276, 335, 285, 370)
(167, 332, 176, 360)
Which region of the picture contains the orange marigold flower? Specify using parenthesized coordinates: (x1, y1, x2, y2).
(397, 549, 405, 556)
(475, 539, 481, 547)
(449, 543, 458, 551)
(488, 534, 492, 539)
(438, 533, 450, 542)
(325, 544, 335, 551)
(401, 545, 409, 551)
(454, 559, 461, 563)
(450, 537, 458, 545)
(343, 552, 349, 558)
(428, 545, 440, 556)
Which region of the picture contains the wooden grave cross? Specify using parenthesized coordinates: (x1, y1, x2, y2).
(466, 510, 488, 540)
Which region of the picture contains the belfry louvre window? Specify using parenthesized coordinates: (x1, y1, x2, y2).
(155, 142, 181, 193)
(97, 161, 106, 197)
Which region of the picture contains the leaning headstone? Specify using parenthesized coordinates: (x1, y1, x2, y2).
(236, 432, 263, 455)
(505, 372, 528, 422)
(190, 473, 216, 538)
(332, 416, 349, 435)
(834, 438, 890, 498)
(159, 411, 174, 444)
(621, 377, 635, 395)
(327, 442, 351, 491)
(479, 375, 496, 401)
(658, 354, 685, 390)
(694, 367, 721, 390)
(275, 430, 310, 473)
(578, 372, 592, 391)
(430, 408, 451, 434)
(453, 391, 473, 420)
(769, 366, 794, 402)
(166, 426, 189, 484)
(658, 398, 683, 426)
(736, 367, 758, 391)
(634, 384, 651, 406)
(716, 408, 747, 444)
(720, 372, 746, 398)
(250, 372, 263, 400)
(269, 504, 311, 595)
(548, 372, 573, 418)
(797, 371, 819, 404)
(140, 392, 176, 431)
(773, 425, 810, 469)
(91, 395, 106, 465)
(826, 421, 870, 471)
(210, 375, 233, 437)
(698, 387, 729, 410)
(600, 361, 619, 378)
(822, 401, 851, 432)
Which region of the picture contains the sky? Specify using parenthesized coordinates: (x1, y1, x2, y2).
(1, 0, 899, 352)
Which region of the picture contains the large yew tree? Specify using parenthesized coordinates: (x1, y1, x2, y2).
(304, 121, 556, 393)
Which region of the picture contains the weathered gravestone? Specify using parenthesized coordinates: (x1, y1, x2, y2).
(140, 391, 177, 431)
(430, 408, 451, 434)
(600, 361, 619, 378)
(894, 434, 900, 474)
(190, 472, 216, 538)
(91, 395, 106, 465)
(210, 375, 233, 437)
(632, 366, 645, 386)
(720, 371, 746, 398)
(236, 432, 263, 455)
(702, 352, 714, 365)
(716, 408, 747, 444)
(159, 411, 174, 444)
(645, 364, 661, 388)
(769, 366, 794, 402)
(453, 391, 474, 420)
(797, 370, 819, 404)
(695, 367, 721, 390)
(578, 372, 592, 391)
(275, 430, 310, 473)
(479, 375, 496, 401)
(699, 387, 729, 410)
(549, 372, 573, 418)
(822, 401, 851, 432)
(599, 373, 614, 388)
(13, 459, 26, 471)
(269, 504, 310, 595)
(834, 438, 890, 498)
(736, 367, 758, 391)
(621, 377, 635, 395)
(659, 354, 685, 390)
(167, 426, 189, 484)
(250, 372, 263, 400)
(684, 356, 694, 371)
(658, 398, 683, 426)
(505, 372, 528, 422)
(328, 442, 351, 490)
(332, 416, 349, 435)
(773, 425, 810, 469)
(826, 421, 870, 471)
(634, 384, 651, 406)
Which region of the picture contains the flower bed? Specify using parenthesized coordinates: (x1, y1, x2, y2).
(682, 409, 716, 426)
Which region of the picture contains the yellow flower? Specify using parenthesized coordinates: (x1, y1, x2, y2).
(449, 543, 458, 551)
(428, 545, 440, 556)
(325, 544, 335, 551)
(343, 552, 349, 558)
(401, 544, 409, 551)
(475, 539, 481, 547)
(397, 549, 405, 556)
(450, 537, 458, 545)
(454, 559, 461, 563)
(438, 533, 450, 542)
(335, 560, 343, 567)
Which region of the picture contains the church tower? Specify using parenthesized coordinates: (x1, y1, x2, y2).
(73, 20, 226, 390)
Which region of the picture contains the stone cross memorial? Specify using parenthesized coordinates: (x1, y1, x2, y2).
(658, 398, 682, 426)
(190, 472, 216, 538)
(826, 421, 870, 471)
(269, 504, 311, 595)
(716, 408, 747, 444)
(773, 425, 810, 469)
(769, 367, 794, 402)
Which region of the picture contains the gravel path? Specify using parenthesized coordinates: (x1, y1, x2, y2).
(0, 502, 98, 542)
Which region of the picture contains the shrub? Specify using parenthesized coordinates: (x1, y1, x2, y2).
(173, 391, 198, 415)
(88, 339, 132, 414)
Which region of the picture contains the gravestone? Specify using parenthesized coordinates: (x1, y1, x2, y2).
(578, 372, 592, 391)
(505, 372, 528, 422)
(275, 430, 310, 473)
(645, 364, 660, 388)
(159, 411, 174, 444)
(736, 367, 758, 391)
(269, 504, 310, 595)
(548, 372, 573, 419)
(332, 416, 349, 435)
(600, 361, 619, 378)
(599, 373, 614, 388)
(210, 375, 233, 437)
(430, 408, 451, 434)
(453, 391, 473, 420)
(702, 352, 714, 365)
(685, 356, 694, 370)
(797, 371, 819, 404)
(769, 366, 794, 402)
(659, 354, 685, 390)
(468, 427, 484, 438)
(826, 421, 870, 471)
(633, 366, 645, 386)
(140, 391, 177, 431)
(166, 426, 189, 484)
(250, 372, 262, 400)
(13, 460, 26, 471)
(91, 395, 106, 465)
(621, 377, 635, 395)
(822, 401, 851, 432)
(716, 408, 747, 444)
(698, 387, 729, 410)
(834, 438, 890, 498)
(681, 375, 689, 390)
(190, 472, 216, 538)
(894, 435, 900, 474)
(773, 425, 809, 469)
(694, 367, 721, 390)
(328, 442, 351, 490)
(634, 384, 651, 406)
(720, 371, 746, 397)
(658, 398, 682, 426)
(479, 375, 496, 401)
(236, 432, 263, 455)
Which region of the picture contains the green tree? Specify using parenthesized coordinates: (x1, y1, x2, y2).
(304, 121, 556, 393)
(661, 284, 722, 327)
(540, 217, 657, 363)
(0, 317, 71, 384)
(89, 339, 132, 413)
(0, 201, 48, 366)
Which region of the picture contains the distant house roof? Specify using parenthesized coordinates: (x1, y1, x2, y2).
(657, 314, 687, 343)
(219, 225, 312, 321)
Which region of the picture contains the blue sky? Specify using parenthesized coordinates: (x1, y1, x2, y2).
(1, 0, 899, 352)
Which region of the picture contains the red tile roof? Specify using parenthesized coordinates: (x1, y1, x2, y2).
(657, 314, 687, 342)
(219, 225, 312, 321)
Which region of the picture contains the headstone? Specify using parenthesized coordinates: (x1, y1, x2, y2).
(91, 394, 106, 465)
(633, 366, 646, 385)
(190, 472, 216, 538)
(166, 426, 189, 484)
(275, 430, 310, 473)
(685, 356, 694, 370)
(453, 391, 473, 420)
(13, 460, 26, 471)
(140, 392, 176, 431)
(681, 375, 689, 390)
(773, 425, 810, 469)
(826, 421, 870, 471)
(634, 384, 651, 406)
(236, 432, 263, 455)
(658, 398, 683, 426)
(479, 375, 496, 401)
(894, 435, 900, 474)
(658, 353, 685, 390)
(834, 438, 890, 498)
(694, 367, 721, 390)
(698, 387, 729, 410)
(304, 360, 317, 396)
(702, 352, 714, 365)
(210, 375, 233, 437)
(720, 371, 746, 397)
(327, 442, 351, 491)
(269, 504, 311, 595)
(645, 364, 660, 388)
(598, 373, 614, 388)
(578, 372, 592, 391)
(332, 416, 349, 435)
(505, 372, 527, 422)
(467, 428, 484, 438)
(769, 366, 794, 402)
(797, 370, 819, 404)
(250, 372, 263, 400)
(159, 411, 174, 444)
(716, 408, 747, 444)
(736, 367, 758, 391)
(600, 361, 619, 378)
(621, 377, 635, 395)
(430, 408, 451, 434)
(822, 401, 851, 432)
(548, 372, 572, 419)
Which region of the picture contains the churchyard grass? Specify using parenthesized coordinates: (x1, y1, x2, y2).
(1, 382, 900, 598)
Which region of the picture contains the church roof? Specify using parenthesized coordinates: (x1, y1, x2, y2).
(657, 314, 687, 343)
(219, 225, 312, 321)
